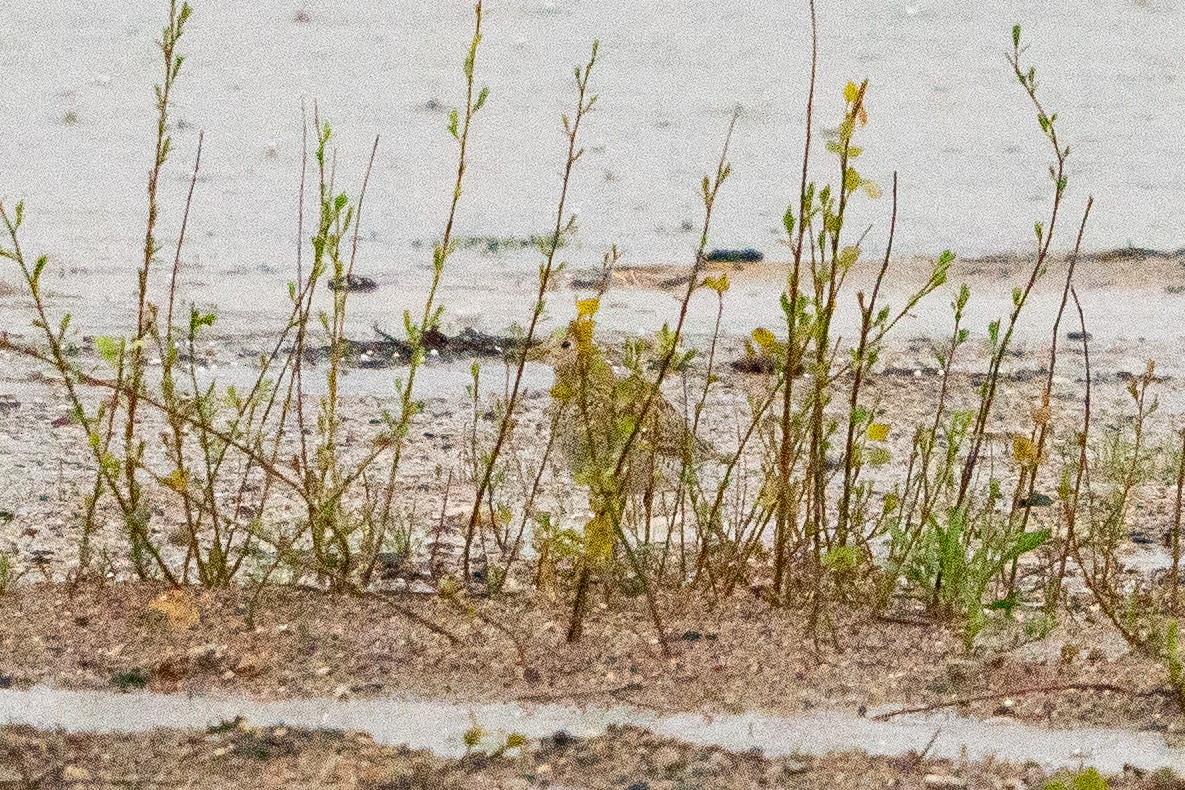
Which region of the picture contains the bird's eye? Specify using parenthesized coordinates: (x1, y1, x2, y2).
(560, 340, 571, 349)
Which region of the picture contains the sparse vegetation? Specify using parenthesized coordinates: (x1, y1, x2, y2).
(2, 2, 1185, 783)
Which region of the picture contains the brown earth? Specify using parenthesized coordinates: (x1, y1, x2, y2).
(0, 581, 1181, 735)
(1, 717, 1181, 790)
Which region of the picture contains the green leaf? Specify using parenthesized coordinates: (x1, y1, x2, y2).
(822, 545, 860, 570)
(867, 446, 891, 466)
(189, 308, 216, 333)
(955, 282, 970, 310)
(1004, 529, 1050, 563)
(32, 255, 48, 285)
(779, 291, 794, 319)
(95, 336, 123, 366)
(1072, 768, 1108, 790)
(987, 590, 1020, 614)
(838, 245, 860, 271)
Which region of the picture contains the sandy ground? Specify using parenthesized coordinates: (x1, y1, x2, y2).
(7, 717, 1174, 790)
(2, 329, 1183, 589)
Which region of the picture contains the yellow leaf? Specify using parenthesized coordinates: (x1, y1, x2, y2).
(752, 327, 779, 353)
(585, 512, 614, 565)
(844, 81, 859, 103)
(861, 180, 882, 199)
(868, 446, 891, 467)
(570, 317, 595, 348)
(1012, 435, 1039, 467)
(845, 168, 862, 192)
(866, 423, 890, 442)
(701, 273, 730, 294)
(576, 297, 600, 317)
(164, 469, 188, 493)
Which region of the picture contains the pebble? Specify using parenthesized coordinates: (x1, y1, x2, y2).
(62, 766, 91, 781)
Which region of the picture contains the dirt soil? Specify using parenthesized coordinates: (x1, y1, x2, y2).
(1, 718, 1180, 790)
(0, 581, 1181, 736)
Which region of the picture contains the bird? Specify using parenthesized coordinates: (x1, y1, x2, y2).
(538, 304, 712, 642)
(545, 309, 709, 501)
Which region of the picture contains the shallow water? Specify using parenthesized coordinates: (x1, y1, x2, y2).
(1, 685, 1180, 771)
(0, 0, 1181, 308)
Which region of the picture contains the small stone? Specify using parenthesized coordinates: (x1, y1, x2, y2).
(651, 745, 684, 774)
(146, 590, 200, 629)
(62, 766, 91, 781)
(186, 643, 224, 663)
(764, 757, 809, 780)
(315, 666, 331, 677)
(990, 696, 1019, 715)
(234, 654, 261, 677)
